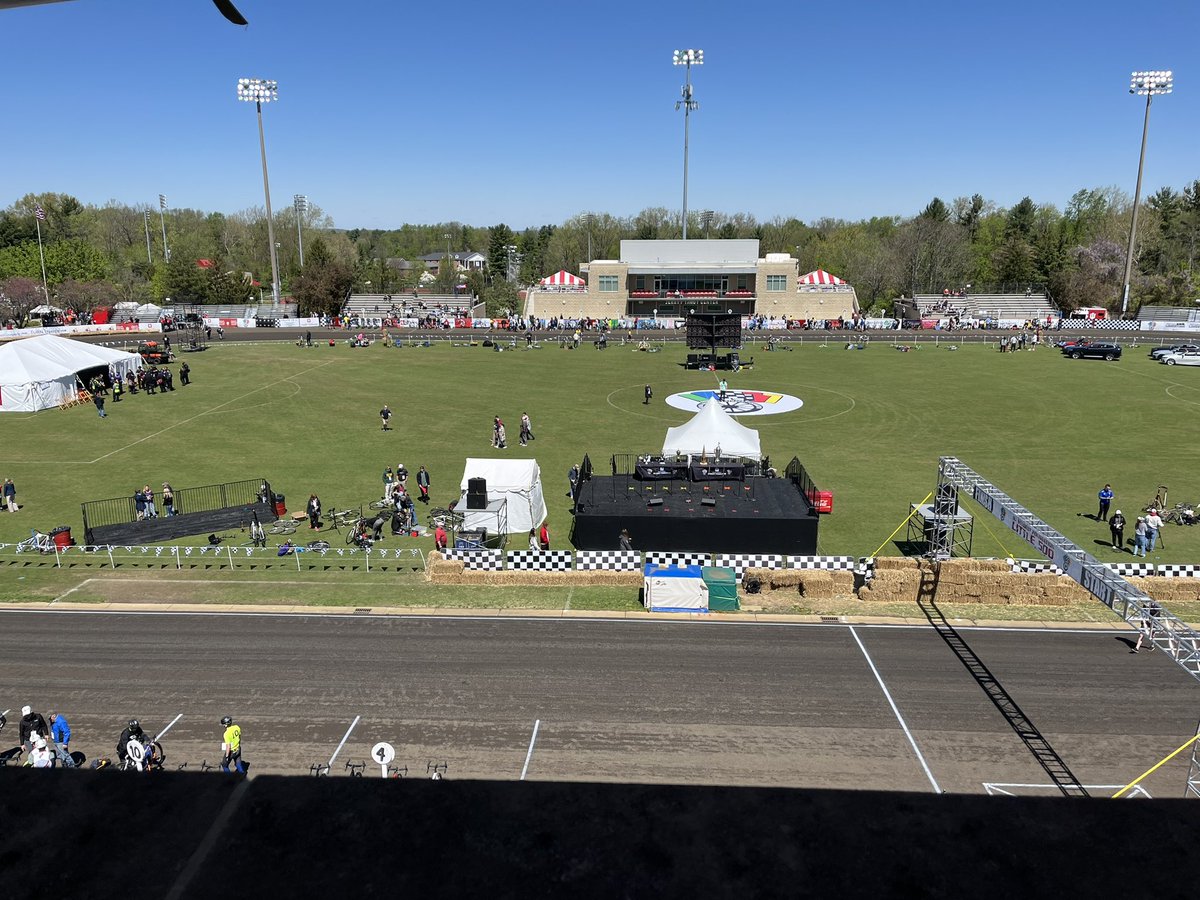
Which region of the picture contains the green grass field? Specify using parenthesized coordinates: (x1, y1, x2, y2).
(2, 335, 1199, 570)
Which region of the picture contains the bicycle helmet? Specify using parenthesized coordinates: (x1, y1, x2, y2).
(221, 716, 233, 726)
(128, 719, 141, 732)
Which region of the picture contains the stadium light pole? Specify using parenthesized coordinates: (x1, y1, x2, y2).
(294, 194, 308, 268)
(1120, 70, 1172, 316)
(673, 48, 703, 240)
(584, 213, 596, 262)
(237, 77, 282, 305)
(143, 210, 153, 265)
(158, 194, 171, 262)
(700, 209, 714, 239)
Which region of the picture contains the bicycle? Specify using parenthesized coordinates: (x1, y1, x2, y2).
(1162, 504, 1195, 526)
(368, 497, 395, 511)
(268, 518, 298, 535)
(345, 760, 367, 777)
(326, 508, 360, 530)
(345, 518, 374, 547)
(16, 530, 53, 553)
(1145, 485, 1169, 512)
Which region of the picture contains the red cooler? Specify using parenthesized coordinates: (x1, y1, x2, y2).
(812, 491, 834, 514)
(50, 526, 73, 549)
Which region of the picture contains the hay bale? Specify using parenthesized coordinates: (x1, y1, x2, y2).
(872, 556, 918, 572)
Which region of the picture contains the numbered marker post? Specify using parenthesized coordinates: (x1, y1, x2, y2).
(126, 739, 145, 772)
(372, 741, 396, 779)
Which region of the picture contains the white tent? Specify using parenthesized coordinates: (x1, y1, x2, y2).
(458, 458, 548, 534)
(30, 304, 62, 315)
(0, 334, 142, 413)
(136, 303, 163, 318)
(662, 399, 761, 459)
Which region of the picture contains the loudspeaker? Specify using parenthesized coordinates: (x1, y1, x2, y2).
(647, 498, 664, 507)
(467, 477, 487, 510)
(701, 497, 717, 507)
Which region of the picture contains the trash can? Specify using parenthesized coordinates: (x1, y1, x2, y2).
(50, 526, 73, 549)
(273, 493, 287, 516)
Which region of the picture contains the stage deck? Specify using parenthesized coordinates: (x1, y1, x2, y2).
(571, 475, 818, 555)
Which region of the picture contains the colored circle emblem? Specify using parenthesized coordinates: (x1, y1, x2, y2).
(665, 389, 804, 416)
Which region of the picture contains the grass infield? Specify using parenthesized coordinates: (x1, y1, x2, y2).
(1, 336, 1198, 590)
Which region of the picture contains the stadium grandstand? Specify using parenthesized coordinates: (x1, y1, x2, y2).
(909, 292, 1058, 324)
(342, 293, 483, 319)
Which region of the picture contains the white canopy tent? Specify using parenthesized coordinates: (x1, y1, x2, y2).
(458, 458, 548, 534)
(0, 334, 142, 413)
(662, 399, 762, 459)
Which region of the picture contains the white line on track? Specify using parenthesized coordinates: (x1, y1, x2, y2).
(520, 719, 541, 781)
(848, 625, 943, 794)
(88, 359, 336, 463)
(0, 606, 1124, 635)
(51, 578, 94, 603)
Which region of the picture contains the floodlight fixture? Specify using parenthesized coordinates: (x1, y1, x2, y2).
(236, 76, 282, 303)
(1120, 69, 1174, 314)
(672, 48, 704, 240)
(157, 194, 170, 262)
(294, 195, 309, 267)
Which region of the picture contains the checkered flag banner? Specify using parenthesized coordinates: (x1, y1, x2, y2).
(34, 204, 46, 221)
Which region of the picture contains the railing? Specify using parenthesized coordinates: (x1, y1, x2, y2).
(785, 456, 821, 509)
(81, 477, 270, 532)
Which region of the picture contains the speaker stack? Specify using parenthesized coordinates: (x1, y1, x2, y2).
(467, 477, 488, 510)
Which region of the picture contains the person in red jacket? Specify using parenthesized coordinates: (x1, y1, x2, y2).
(434, 523, 448, 552)
(538, 521, 549, 551)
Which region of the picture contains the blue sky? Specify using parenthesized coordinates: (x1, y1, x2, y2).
(2, 0, 1197, 230)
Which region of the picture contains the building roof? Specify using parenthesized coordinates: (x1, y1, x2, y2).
(616, 239, 763, 275)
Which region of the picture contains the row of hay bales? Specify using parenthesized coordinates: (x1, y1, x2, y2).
(860, 557, 1200, 606)
(428, 552, 1200, 608)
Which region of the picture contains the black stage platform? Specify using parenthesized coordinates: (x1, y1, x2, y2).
(571, 475, 818, 554)
(86, 501, 275, 546)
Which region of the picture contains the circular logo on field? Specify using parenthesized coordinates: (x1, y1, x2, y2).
(665, 389, 803, 416)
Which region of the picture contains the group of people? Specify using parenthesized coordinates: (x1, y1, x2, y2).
(998, 331, 1038, 352)
(135, 483, 176, 520)
(1096, 484, 1173, 556)
(85, 363, 190, 418)
(7, 704, 245, 774)
(491, 413, 534, 449)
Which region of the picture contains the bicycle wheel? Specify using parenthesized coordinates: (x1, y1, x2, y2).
(270, 521, 296, 535)
(345, 525, 363, 545)
(369, 499, 390, 510)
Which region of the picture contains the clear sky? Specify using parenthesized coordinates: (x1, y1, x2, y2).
(2, 0, 1197, 230)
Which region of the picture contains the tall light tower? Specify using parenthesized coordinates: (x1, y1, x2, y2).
(143, 210, 153, 265)
(584, 213, 596, 262)
(699, 209, 714, 239)
(673, 48, 703, 240)
(1121, 70, 1173, 315)
(294, 194, 308, 268)
(157, 194, 171, 262)
(236, 77, 282, 305)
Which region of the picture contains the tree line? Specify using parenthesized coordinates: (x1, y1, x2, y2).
(2, 181, 1198, 320)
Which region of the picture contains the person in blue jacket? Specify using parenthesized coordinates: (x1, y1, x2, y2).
(49, 712, 70, 750)
(1097, 484, 1114, 522)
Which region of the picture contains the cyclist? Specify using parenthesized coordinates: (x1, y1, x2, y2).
(116, 719, 145, 768)
(220, 716, 245, 774)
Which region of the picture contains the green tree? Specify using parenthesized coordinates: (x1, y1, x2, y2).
(291, 236, 355, 317)
(486, 223, 515, 283)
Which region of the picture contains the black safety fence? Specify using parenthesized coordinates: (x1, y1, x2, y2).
(81, 477, 271, 533)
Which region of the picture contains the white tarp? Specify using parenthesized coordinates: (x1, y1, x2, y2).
(458, 458, 548, 534)
(663, 398, 762, 459)
(0, 334, 142, 413)
(643, 565, 709, 612)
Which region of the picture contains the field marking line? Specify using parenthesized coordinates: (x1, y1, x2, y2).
(563, 586, 573, 611)
(520, 718, 541, 780)
(328, 715, 361, 769)
(164, 778, 251, 900)
(848, 625, 943, 794)
(51, 578, 95, 603)
(88, 359, 336, 463)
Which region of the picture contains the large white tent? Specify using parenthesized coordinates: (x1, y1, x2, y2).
(662, 399, 762, 459)
(0, 334, 142, 413)
(458, 458, 548, 534)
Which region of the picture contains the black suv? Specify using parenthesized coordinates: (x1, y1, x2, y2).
(1062, 342, 1121, 361)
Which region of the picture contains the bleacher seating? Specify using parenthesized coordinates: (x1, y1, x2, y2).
(342, 293, 480, 318)
(1138, 305, 1198, 324)
(913, 293, 1057, 322)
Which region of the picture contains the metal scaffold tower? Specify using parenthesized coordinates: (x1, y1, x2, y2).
(934, 457, 1200, 797)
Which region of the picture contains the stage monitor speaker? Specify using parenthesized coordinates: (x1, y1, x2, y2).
(701, 497, 717, 507)
(467, 477, 488, 510)
(647, 498, 664, 507)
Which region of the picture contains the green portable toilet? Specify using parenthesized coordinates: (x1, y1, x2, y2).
(702, 566, 739, 611)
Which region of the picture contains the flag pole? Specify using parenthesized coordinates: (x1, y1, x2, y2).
(33, 210, 49, 303)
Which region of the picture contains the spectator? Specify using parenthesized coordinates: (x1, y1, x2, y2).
(1097, 484, 1113, 522)
(416, 465, 430, 504)
(180, 362, 190, 386)
(1109, 510, 1126, 551)
(162, 483, 176, 517)
(528, 529, 539, 551)
(143, 485, 158, 519)
(539, 520, 550, 551)
(18, 705, 49, 751)
(134, 487, 147, 521)
(3, 478, 17, 513)
(434, 522, 448, 552)
(49, 712, 71, 753)
(1145, 509, 1164, 552)
(619, 529, 633, 550)
(1133, 517, 1148, 557)
(307, 494, 321, 529)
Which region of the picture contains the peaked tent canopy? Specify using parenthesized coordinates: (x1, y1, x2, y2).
(799, 269, 846, 285)
(458, 458, 548, 534)
(540, 270, 586, 287)
(0, 334, 142, 413)
(663, 399, 762, 460)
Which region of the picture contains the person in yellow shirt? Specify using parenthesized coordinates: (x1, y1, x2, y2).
(220, 716, 245, 774)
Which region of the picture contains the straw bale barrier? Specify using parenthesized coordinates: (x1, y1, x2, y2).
(426, 553, 640, 587)
(742, 567, 855, 603)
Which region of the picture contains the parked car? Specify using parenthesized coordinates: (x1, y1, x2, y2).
(1061, 342, 1121, 361)
(1159, 350, 1200, 366)
(137, 340, 171, 365)
(1150, 343, 1200, 360)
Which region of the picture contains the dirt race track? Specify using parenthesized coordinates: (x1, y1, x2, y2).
(2, 609, 1197, 796)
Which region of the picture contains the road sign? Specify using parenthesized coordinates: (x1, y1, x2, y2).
(372, 741, 396, 778)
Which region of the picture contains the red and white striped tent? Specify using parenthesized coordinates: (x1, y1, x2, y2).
(799, 269, 847, 285)
(540, 270, 586, 287)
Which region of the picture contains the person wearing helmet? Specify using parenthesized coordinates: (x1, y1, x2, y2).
(29, 736, 53, 768)
(18, 705, 49, 752)
(116, 719, 145, 766)
(220, 716, 244, 774)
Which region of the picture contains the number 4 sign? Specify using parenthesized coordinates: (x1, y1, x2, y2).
(371, 741, 396, 778)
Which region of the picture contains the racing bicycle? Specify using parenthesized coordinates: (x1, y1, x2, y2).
(16, 530, 54, 553)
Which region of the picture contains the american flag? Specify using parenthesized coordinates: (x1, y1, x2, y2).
(34, 204, 45, 221)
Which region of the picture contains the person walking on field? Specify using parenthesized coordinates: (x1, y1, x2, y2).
(4, 478, 17, 513)
(380, 404, 393, 431)
(644, 384, 653, 405)
(1097, 484, 1114, 522)
(416, 465, 430, 504)
(220, 716, 245, 774)
(1109, 509, 1126, 551)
